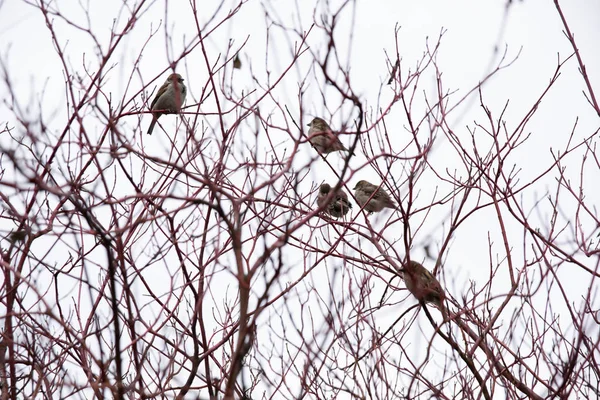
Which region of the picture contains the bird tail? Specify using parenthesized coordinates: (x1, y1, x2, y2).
(147, 117, 157, 135)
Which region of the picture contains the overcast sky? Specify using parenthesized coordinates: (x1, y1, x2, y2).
(1, 0, 599, 398)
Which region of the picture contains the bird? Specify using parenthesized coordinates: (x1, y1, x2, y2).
(306, 117, 350, 155)
(316, 183, 353, 218)
(147, 73, 187, 135)
(400, 260, 445, 307)
(353, 180, 396, 213)
(233, 54, 242, 69)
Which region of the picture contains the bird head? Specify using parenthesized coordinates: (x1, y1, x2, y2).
(319, 183, 332, 194)
(353, 180, 368, 190)
(307, 117, 329, 131)
(167, 73, 184, 83)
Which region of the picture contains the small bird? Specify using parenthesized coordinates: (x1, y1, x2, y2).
(353, 180, 396, 213)
(317, 183, 353, 218)
(233, 54, 242, 69)
(400, 260, 445, 307)
(306, 117, 350, 155)
(147, 73, 187, 135)
(9, 229, 27, 243)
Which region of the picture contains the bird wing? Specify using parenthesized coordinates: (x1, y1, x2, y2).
(337, 190, 349, 201)
(370, 186, 394, 205)
(150, 81, 169, 110)
(361, 184, 379, 197)
(339, 197, 352, 209)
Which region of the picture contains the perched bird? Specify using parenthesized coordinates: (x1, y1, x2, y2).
(306, 117, 350, 155)
(147, 73, 187, 135)
(9, 229, 27, 243)
(353, 180, 396, 213)
(400, 260, 445, 307)
(233, 54, 242, 69)
(317, 183, 353, 218)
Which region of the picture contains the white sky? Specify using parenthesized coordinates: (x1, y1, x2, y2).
(1, 0, 599, 398)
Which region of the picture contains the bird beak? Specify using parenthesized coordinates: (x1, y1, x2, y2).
(306, 123, 310, 127)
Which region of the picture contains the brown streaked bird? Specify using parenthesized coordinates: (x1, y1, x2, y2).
(306, 117, 350, 155)
(400, 260, 445, 307)
(317, 183, 353, 218)
(147, 73, 187, 135)
(353, 180, 396, 213)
